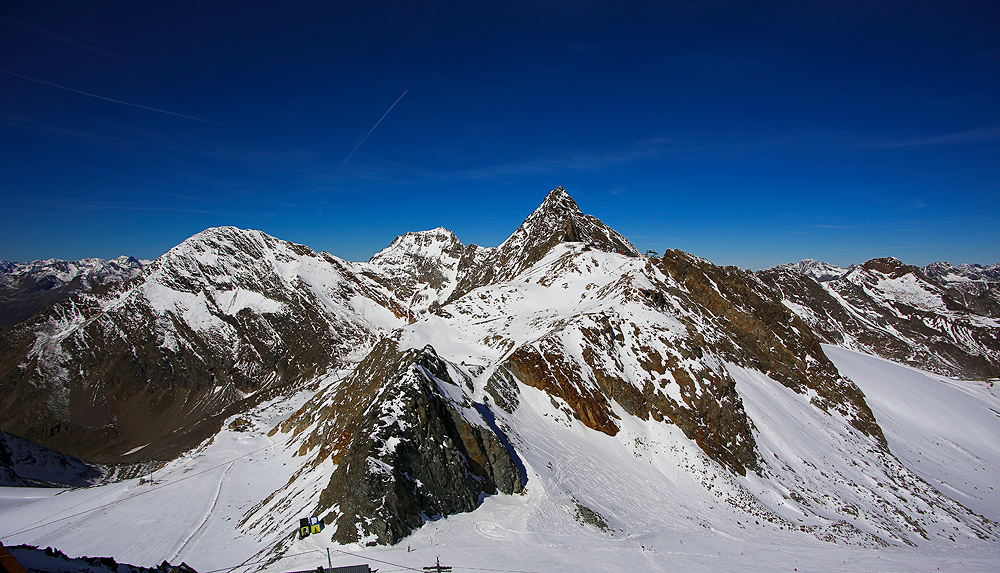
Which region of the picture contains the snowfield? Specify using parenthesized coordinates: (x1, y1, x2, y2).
(824, 345, 1000, 523)
(2, 347, 999, 573)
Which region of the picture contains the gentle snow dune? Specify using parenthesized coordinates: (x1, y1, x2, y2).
(2, 348, 999, 572)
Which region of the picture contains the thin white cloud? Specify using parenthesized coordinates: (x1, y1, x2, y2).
(858, 128, 1000, 149)
(440, 136, 793, 180)
(51, 201, 220, 214)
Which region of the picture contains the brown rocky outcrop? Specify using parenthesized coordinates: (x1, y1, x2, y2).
(655, 251, 887, 447)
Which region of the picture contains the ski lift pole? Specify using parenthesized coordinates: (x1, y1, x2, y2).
(422, 557, 451, 573)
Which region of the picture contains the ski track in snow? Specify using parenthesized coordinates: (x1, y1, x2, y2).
(167, 461, 233, 563)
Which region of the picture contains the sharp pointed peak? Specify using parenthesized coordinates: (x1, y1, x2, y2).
(503, 186, 638, 258)
(534, 186, 582, 216)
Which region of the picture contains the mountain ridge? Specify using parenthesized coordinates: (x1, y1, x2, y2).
(0, 256, 146, 331)
(1, 187, 998, 558)
(759, 256, 1000, 378)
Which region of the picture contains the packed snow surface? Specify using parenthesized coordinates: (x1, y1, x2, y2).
(2, 348, 998, 572)
(824, 345, 1000, 522)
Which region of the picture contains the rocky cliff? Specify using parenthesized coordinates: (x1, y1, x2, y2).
(265, 339, 522, 545)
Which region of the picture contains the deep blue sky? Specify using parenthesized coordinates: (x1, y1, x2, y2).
(2, 1, 998, 269)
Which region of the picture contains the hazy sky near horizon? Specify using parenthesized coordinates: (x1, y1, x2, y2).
(2, 1, 998, 270)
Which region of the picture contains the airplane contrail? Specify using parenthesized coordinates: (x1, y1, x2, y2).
(338, 89, 408, 170)
(0, 68, 222, 125)
(0, 16, 123, 59)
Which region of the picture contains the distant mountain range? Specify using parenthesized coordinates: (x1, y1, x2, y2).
(0, 256, 146, 331)
(759, 257, 1000, 379)
(1, 187, 998, 551)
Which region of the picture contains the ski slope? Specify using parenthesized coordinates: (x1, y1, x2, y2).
(824, 345, 1000, 522)
(1, 348, 999, 573)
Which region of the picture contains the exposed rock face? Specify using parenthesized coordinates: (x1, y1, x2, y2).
(759, 257, 1000, 379)
(0, 228, 407, 463)
(278, 339, 522, 545)
(0, 256, 145, 331)
(652, 252, 886, 459)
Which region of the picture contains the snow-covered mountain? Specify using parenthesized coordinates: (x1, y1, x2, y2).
(446, 186, 639, 303)
(0, 228, 408, 463)
(3, 344, 999, 573)
(1, 187, 999, 572)
(768, 259, 848, 282)
(923, 261, 1000, 318)
(759, 257, 1000, 378)
(0, 256, 146, 330)
(366, 227, 483, 315)
(924, 261, 1000, 284)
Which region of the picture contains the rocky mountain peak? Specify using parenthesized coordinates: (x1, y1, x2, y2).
(164, 226, 276, 258)
(149, 226, 328, 295)
(861, 257, 921, 279)
(367, 227, 478, 314)
(446, 187, 638, 302)
(369, 227, 464, 265)
(504, 186, 637, 257)
(532, 185, 584, 218)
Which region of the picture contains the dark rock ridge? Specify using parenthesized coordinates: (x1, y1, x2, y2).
(5, 544, 197, 573)
(759, 257, 1000, 379)
(277, 339, 522, 545)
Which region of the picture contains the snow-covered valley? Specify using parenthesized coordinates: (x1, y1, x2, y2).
(2, 347, 998, 573)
